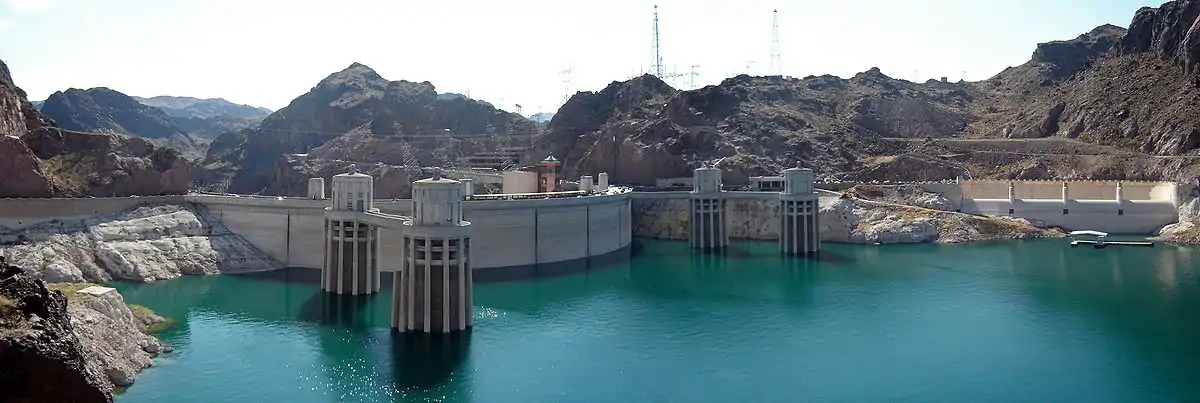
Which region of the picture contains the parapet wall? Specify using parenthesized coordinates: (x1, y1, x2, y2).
(0, 196, 186, 229)
(956, 180, 1176, 202)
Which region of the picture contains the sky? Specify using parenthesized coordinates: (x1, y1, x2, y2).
(0, 0, 1164, 114)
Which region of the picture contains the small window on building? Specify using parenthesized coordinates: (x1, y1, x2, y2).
(1062, 209, 1069, 215)
(1008, 208, 1014, 214)
(1118, 209, 1124, 216)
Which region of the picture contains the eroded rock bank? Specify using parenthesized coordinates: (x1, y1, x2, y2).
(1156, 196, 1200, 245)
(820, 197, 1061, 244)
(53, 282, 171, 390)
(0, 204, 281, 283)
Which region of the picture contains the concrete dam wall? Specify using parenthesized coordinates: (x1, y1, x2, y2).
(190, 194, 632, 272)
(0, 194, 632, 273)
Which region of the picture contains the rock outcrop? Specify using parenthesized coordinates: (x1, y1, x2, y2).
(0, 260, 112, 402)
(57, 283, 169, 389)
(197, 62, 535, 196)
(819, 197, 1061, 244)
(0, 58, 192, 198)
(1156, 194, 1200, 244)
(0, 204, 280, 283)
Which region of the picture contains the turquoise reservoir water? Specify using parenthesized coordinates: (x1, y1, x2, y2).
(114, 239, 1200, 402)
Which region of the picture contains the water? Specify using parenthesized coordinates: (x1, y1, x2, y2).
(113, 239, 1200, 403)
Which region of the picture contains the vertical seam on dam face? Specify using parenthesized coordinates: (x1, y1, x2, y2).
(586, 204, 592, 257)
(285, 211, 291, 267)
(534, 207, 540, 266)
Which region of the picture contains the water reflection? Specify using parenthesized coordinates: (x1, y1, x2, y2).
(389, 331, 472, 393)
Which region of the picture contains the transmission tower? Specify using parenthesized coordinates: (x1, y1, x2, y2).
(688, 65, 701, 88)
(560, 65, 573, 104)
(770, 9, 781, 76)
(652, 5, 664, 78)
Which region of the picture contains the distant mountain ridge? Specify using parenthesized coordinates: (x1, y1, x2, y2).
(131, 95, 271, 119)
(39, 88, 206, 160)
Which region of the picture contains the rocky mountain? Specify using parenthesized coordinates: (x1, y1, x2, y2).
(525, 69, 975, 185)
(197, 62, 537, 197)
(527, 0, 1200, 185)
(39, 88, 205, 160)
(0, 59, 190, 198)
(131, 95, 270, 119)
(31, 100, 42, 110)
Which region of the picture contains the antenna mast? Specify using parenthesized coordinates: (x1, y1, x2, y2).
(770, 9, 781, 76)
(652, 5, 664, 78)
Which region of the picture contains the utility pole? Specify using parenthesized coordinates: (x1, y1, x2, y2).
(770, 9, 781, 76)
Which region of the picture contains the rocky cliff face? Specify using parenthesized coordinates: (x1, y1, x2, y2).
(529, 72, 975, 186)
(198, 63, 535, 196)
(0, 204, 280, 283)
(0, 261, 112, 403)
(40, 88, 205, 160)
(0, 59, 191, 198)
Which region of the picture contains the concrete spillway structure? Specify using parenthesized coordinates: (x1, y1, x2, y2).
(779, 168, 820, 255)
(689, 167, 727, 249)
(392, 173, 474, 333)
(321, 168, 381, 295)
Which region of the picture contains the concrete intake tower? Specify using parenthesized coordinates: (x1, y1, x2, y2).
(321, 167, 381, 295)
(779, 168, 820, 255)
(689, 167, 727, 250)
(392, 173, 474, 333)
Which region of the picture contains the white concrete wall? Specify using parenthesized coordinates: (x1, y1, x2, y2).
(0, 196, 186, 229)
(961, 198, 1176, 234)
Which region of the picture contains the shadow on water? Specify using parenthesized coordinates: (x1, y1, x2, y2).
(389, 331, 472, 393)
(295, 292, 379, 329)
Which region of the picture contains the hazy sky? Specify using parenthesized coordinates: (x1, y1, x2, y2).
(0, 0, 1162, 114)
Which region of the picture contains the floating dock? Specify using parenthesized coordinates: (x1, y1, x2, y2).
(1067, 230, 1154, 249)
